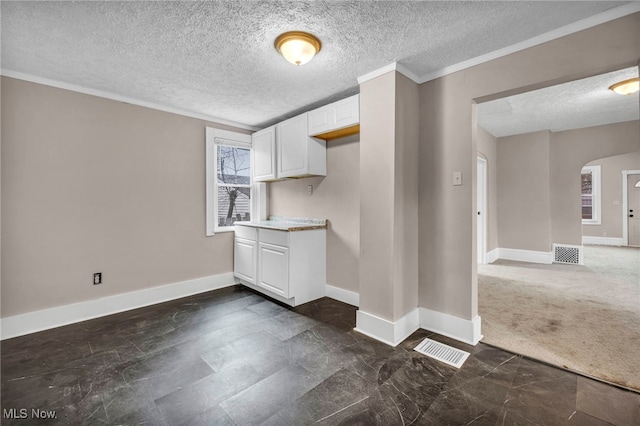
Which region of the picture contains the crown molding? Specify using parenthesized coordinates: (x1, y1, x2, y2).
(417, 3, 640, 84)
(0, 69, 259, 131)
(357, 62, 421, 85)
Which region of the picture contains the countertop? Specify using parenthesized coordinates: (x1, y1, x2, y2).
(234, 216, 327, 232)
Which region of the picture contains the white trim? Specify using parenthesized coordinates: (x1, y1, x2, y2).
(395, 63, 421, 84)
(497, 248, 553, 264)
(206, 127, 256, 236)
(325, 284, 360, 307)
(354, 309, 419, 347)
(206, 128, 216, 236)
(486, 248, 499, 264)
(581, 165, 601, 225)
(582, 236, 625, 246)
(477, 156, 488, 264)
(0, 69, 259, 131)
(0, 273, 237, 340)
(622, 170, 640, 246)
(419, 308, 483, 346)
(417, 3, 640, 83)
(357, 62, 420, 85)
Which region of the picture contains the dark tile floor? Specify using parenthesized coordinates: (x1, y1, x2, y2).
(2, 285, 639, 425)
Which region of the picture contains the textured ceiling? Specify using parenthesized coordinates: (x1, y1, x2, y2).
(477, 67, 640, 138)
(0, 1, 635, 129)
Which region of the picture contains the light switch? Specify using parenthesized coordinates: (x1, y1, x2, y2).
(307, 185, 313, 195)
(453, 171, 462, 186)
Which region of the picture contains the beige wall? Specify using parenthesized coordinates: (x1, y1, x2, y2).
(497, 131, 552, 252)
(419, 13, 639, 320)
(392, 74, 420, 320)
(358, 72, 396, 319)
(550, 121, 640, 245)
(269, 135, 360, 293)
(357, 71, 419, 322)
(1, 77, 249, 317)
(477, 126, 498, 252)
(490, 122, 638, 253)
(583, 151, 640, 239)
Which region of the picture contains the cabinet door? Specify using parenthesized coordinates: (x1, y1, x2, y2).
(234, 238, 257, 284)
(332, 95, 359, 130)
(308, 104, 332, 136)
(277, 114, 308, 178)
(258, 242, 289, 298)
(252, 126, 276, 181)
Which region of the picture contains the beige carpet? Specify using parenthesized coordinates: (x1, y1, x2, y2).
(479, 246, 640, 391)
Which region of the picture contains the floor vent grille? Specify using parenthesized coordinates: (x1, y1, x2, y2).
(414, 338, 470, 369)
(553, 244, 583, 265)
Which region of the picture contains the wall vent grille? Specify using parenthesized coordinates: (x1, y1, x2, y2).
(553, 244, 583, 265)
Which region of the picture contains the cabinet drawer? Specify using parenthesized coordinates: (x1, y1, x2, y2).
(235, 225, 257, 241)
(259, 228, 289, 246)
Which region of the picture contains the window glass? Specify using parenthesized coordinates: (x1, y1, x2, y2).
(216, 145, 251, 228)
(581, 170, 593, 220)
(581, 165, 600, 225)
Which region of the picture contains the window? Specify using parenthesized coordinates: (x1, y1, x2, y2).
(581, 165, 601, 225)
(206, 128, 253, 235)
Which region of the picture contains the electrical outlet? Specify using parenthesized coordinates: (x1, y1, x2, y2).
(307, 185, 313, 195)
(93, 273, 102, 285)
(453, 171, 463, 186)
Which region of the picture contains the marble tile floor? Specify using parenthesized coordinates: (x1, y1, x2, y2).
(2, 285, 639, 425)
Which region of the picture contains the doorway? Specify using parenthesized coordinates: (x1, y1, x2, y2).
(477, 156, 487, 264)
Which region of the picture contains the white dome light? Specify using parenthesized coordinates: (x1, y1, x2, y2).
(275, 31, 321, 66)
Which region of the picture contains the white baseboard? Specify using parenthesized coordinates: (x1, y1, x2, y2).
(582, 236, 625, 246)
(498, 248, 553, 264)
(419, 307, 482, 346)
(486, 248, 499, 264)
(354, 308, 419, 347)
(0, 272, 237, 340)
(326, 284, 360, 307)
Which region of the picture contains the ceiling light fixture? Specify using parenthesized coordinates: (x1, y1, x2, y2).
(275, 31, 321, 66)
(608, 77, 639, 95)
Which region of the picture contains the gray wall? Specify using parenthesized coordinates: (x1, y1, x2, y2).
(269, 135, 360, 293)
(583, 151, 640, 239)
(1, 77, 248, 317)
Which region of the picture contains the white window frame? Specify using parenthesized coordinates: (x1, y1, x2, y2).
(581, 165, 601, 225)
(206, 128, 265, 236)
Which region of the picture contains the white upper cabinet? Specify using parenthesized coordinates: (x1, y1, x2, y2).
(277, 114, 326, 179)
(252, 126, 276, 182)
(308, 94, 359, 137)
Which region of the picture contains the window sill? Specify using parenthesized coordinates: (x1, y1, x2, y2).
(582, 221, 601, 226)
(213, 226, 236, 234)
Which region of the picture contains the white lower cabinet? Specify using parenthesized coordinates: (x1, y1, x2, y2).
(233, 225, 326, 306)
(258, 242, 289, 297)
(233, 238, 257, 284)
